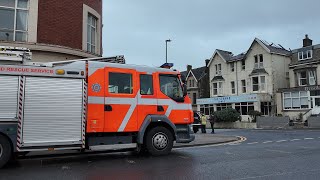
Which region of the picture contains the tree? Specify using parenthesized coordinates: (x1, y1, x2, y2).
(248, 110, 262, 122)
(214, 108, 241, 122)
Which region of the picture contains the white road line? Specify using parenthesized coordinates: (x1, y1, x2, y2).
(276, 140, 287, 143)
(266, 149, 292, 154)
(262, 141, 273, 144)
(304, 138, 314, 140)
(247, 142, 258, 145)
(290, 139, 301, 141)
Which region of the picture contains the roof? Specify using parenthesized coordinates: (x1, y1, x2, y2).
(255, 38, 291, 56)
(182, 66, 207, 82)
(207, 38, 290, 67)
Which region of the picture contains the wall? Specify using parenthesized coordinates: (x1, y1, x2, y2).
(37, 0, 102, 55)
(256, 116, 290, 129)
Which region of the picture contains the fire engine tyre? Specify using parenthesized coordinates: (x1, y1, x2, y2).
(0, 134, 12, 168)
(145, 126, 174, 156)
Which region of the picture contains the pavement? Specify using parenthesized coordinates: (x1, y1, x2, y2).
(174, 132, 240, 148)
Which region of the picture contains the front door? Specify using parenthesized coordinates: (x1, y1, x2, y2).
(104, 67, 138, 132)
(312, 97, 320, 115)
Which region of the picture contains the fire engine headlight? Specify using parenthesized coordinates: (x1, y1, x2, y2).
(56, 69, 65, 75)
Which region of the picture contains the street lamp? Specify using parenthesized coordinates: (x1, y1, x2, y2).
(165, 39, 171, 63)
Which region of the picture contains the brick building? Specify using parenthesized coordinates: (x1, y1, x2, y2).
(0, 0, 102, 62)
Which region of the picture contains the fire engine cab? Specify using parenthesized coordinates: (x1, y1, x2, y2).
(0, 46, 194, 168)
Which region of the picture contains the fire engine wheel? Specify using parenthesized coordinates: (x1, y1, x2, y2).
(146, 126, 173, 156)
(0, 134, 12, 168)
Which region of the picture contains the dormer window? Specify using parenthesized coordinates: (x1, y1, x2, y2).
(298, 50, 312, 61)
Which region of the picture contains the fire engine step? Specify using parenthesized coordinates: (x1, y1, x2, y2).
(89, 143, 137, 151)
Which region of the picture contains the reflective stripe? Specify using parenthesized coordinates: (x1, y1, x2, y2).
(88, 95, 192, 132)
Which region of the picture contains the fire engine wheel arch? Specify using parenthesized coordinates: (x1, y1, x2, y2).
(137, 115, 177, 145)
(0, 134, 13, 168)
(145, 126, 174, 156)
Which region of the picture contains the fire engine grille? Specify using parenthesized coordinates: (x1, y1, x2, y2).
(21, 77, 83, 147)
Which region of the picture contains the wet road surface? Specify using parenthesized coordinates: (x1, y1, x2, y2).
(1, 129, 320, 180)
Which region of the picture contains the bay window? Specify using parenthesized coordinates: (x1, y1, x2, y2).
(252, 76, 266, 92)
(213, 82, 223, 96)
(297, 70, 317, 86)
(235, 102, 254, 115)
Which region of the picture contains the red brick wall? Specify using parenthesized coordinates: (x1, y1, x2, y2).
(37, 0, 102, 54)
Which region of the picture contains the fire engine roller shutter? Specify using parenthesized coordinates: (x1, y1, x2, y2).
(22, 77, 83, 147)
(0, 76, 19, 120)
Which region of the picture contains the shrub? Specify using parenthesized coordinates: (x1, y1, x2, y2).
(248, 110, 262, 122)
(214, 108, 241, 122)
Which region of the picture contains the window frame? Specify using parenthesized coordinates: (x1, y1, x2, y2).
(230, 62, 235, 72)
(0, 0, 29, 42)
(298, 50, 312, 61)
(252, 76, 266, 92)
(159, 74, 184, 102)
(241, 60, 245, 70)
(283, 91, 309, 110)
(87, 13, 97, 53)
(213, 81, 223, 96)
(235, 102, 254, 115)
(254, 54, 264, 69)
(108, 72, 134, 95)
(241, 79, 246, 93)
(231, 81, 235, 94)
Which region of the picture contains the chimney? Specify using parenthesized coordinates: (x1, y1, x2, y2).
(205, 59, 210, 67)
(303, 34, 313, 47)
(187, 65, 192, 72)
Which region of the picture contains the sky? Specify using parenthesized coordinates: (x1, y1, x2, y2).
(102, 0, 320, 71)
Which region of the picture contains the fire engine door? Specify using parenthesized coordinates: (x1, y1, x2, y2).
(104, 68, 138, 132)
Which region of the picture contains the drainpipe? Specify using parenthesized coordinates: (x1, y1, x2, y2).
(236, 61, 239, 96)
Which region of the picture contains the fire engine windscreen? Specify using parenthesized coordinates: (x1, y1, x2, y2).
(159, 75, 184, 101)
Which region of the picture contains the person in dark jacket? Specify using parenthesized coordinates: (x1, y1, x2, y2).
(208, 114, 215, 134)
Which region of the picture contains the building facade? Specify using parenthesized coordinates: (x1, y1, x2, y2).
(181, 60, 210, 111)
(0, 0, 102, 62)
(277, 35, 320, 120)
(197, 38, 291, 121)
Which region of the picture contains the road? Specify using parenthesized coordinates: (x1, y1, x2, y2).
(1, 129, 320, 180)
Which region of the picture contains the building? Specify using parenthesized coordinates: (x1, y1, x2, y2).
(181, 60, 210, 111)
(0, 0, 102, 63)
(277, 35, 320, 120)
(197, 38, 291, 121)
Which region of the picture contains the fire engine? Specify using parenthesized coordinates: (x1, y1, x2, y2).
(0, 46, 194, 168)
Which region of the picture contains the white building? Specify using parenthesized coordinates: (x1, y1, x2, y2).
(197, 38, 291, 121)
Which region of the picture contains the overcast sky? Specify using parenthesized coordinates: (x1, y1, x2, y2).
(102, 0, 320, 71)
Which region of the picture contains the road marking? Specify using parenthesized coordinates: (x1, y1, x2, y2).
(276, 140, 287, 143)
(304, 138, 314, 140)
(247, 142, 258, 145)
(262, 141, 273, 144)
(266, 149, 291, 154)
(290, 139, 301, 141)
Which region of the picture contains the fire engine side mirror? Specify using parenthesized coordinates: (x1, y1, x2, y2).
(183, 83, 187, 97)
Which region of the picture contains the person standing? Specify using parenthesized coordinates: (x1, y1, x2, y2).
(201, 113, 207, 133)
(209, 114, 215, 134)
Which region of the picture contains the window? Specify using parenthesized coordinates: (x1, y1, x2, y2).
(241, 60, 245, 70)
(192, 93, 196, 105)
(140, 74, 153, 95)
(87, 13, 97, 53)
(252, 77, 259, 92)
(230, 62, 234, 72)
(213, 82, 223, 95)
(252, 76, 266, 92)
(200, 104, 214, 115)
(109, 72, 133, 94)
(254, 54, 264, 69)
(192, 79, 195, 87)
(216, 103, 232, 111)
(241, 80, 246, 93)
(235, 102, 254, 115)
(231, 81, 235, 94)
(260, 102, 272, 116)
(0, 0, 29, 41)
(215, 64, 221, 75)
(283, 91, 309, 109)
(298, 71, 307, 86)
(159, 74, 184, 101)
(297, 70, 316, 86)
(298, 50, 312, 61)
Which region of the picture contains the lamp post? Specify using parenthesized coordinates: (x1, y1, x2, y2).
(165, 39, 171, 63)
